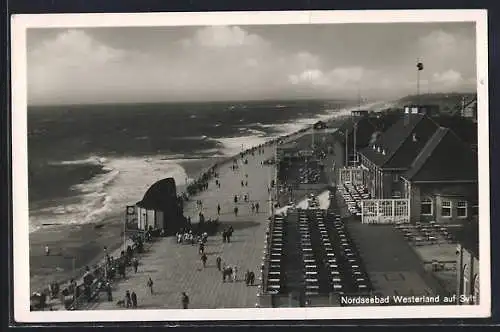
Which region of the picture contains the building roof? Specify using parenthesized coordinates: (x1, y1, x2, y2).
(403, 128, 478, 182)
(360, 114, 439, 168)
(432, 115, 477, 146)
(136, 177, 177, 210)
(334, 113, 400, 148)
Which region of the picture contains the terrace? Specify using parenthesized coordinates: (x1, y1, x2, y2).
(260, 193, 372, 306)
(337, 182, 371, 217)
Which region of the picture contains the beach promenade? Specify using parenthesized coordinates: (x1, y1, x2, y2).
(85, 144, 278, 309)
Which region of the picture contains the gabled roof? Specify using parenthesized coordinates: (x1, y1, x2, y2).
(334, 113, 400, 147)
(404, 127, 448, 179)
(360, 114, 440, 168)
(384, 116, 441, 169)
(432, 115, 477, 145)
(403, 128, 478, 183)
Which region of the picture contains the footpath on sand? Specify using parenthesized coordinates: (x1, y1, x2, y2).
(86, 144, 277, 309)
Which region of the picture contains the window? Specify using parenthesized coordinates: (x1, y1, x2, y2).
(392, 191, 401, 198)
(393, 173, 399, 183)
(457, 201, 468, 218)
(441, 200, 452, 218)
(421, 197, 433, 215)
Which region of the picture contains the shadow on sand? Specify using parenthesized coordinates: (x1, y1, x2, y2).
(221, 220, 260, 231)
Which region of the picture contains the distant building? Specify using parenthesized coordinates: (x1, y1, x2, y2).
(460, 98, 478, 123)
(351, 110, 369, 118)
(456, 223, 479, 304)
(134, 177, 186, 234)
(403, 104, 440, 116)
(333, 112, 401, 167)
(358, 113, 478, 224)
(313, 120, 327, 129)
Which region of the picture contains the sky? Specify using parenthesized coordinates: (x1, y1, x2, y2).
(26, 22, 477, 105)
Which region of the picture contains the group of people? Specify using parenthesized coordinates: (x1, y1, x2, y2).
(124, 290, 138, 308)
(175, 230, 208, 245)
(222, 226, 234, 243)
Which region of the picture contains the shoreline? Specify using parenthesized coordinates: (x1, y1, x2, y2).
(29, 101, 388, 295)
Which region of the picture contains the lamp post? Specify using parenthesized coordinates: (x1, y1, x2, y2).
(416, 60, 424, 106)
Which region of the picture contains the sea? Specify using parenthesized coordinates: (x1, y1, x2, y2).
(27, 99, 363, 234)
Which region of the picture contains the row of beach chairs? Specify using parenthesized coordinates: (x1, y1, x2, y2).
(395, 221, 456, 245)
(338, 183, 361, 216)
(324, 212, 371, 292)
(300, 209, 371, 294)
(263, 215, 286, 294)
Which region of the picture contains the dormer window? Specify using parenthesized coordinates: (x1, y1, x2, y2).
(412, 133, 418, 142)
(377, 146, 381, 153)
(382, 149, 386, 155)
(373, 145, 376, 150)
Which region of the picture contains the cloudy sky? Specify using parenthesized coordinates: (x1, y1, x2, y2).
(27, 22, 476, 105)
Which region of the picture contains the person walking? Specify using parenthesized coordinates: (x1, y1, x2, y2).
(45, 245, 50, 256)
(125, 290, 132, 308)
(181, 292, 189, 309)
(234, 206, 238, 217)
(132, 257, 139, 273)
(106, 282, 113, 301)
(201, 253, 207, 268)
(249, 271, 255, 286)
(147, 277, 154, 295)
(216, 256, 222, 271)
(131, 291, 137, 308)
(245, 270, 250, 286)
(255, 202, 260, 213)
(217, 203, 221, 215)
(232, 266, 238, 282)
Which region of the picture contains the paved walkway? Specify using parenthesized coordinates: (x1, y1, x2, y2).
(346, 221, 439, 297)
(86, 144, 277, 310)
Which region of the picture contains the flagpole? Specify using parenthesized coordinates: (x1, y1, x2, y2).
(417, 59, 420, 106)
(416, 59, 422, 106)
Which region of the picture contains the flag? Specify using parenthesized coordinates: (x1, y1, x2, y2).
(417, 62, 424, 71)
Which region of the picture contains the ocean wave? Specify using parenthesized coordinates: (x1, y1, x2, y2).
(181, 135, 208, 140)
(48, 156, 108, 166)
(30, 155, 193, 232)
(216, 135, 272, 156)
(262, 101, 389, 137)
(71, 169, 120, 194)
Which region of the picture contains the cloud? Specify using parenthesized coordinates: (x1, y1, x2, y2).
(289, 69, 326, 85)
(417, 29, 475, 75)
(31, 29, 126, 67)
(419, 30, 458, 55)
(432, 70, 463, 86)
(27, 25, 477, 105)
(289, 66, 376, 90)
(182, 26, 268, 48)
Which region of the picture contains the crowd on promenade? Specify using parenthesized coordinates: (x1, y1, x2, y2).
(32, 127, 313, 311)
